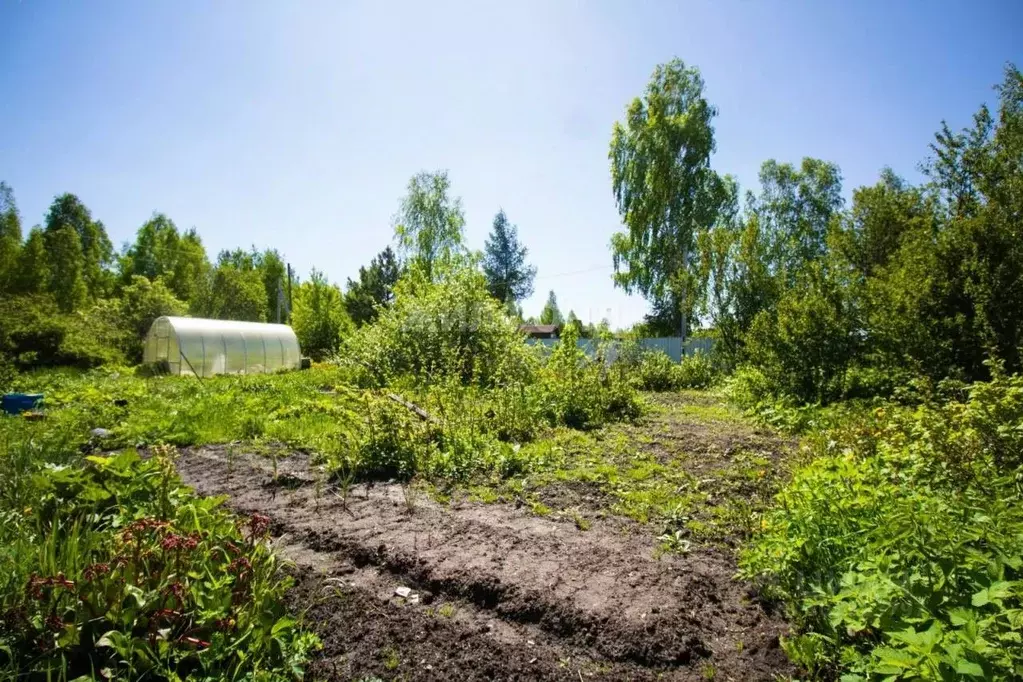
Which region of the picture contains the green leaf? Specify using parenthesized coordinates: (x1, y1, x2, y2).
(271, 617, 295, 636)
(955, 660, 984, 677)
(872, 646, 917, 673)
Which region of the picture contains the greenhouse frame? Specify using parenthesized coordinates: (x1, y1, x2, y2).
(143, 316, 302, 377)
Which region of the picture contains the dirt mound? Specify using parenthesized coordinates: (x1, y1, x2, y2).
(175, 446, 792, 680)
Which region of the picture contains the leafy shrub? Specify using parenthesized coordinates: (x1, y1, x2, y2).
(0, 295, 125, 369)
(675, 353, 718, 389)
(743, 265, 858, 404)
(0, 448, 318, 680)
(631, 350, 719, 391)
(534, 325, 639, 429)
(345, 260, 533, 388)
(740, 371, 1023, 680)
(633, 351, 678, 391)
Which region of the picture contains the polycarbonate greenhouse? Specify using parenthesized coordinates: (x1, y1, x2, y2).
(143, 316, 302, 376)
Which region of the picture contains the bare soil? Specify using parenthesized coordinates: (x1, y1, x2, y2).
(174, 432, 794, 681)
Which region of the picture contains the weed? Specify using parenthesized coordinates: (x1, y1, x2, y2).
(438, 603, 456, 618)
(400, 479, 420, 515)
(572, 511, 591, 531)
(381, 646, 400, 671)
(530, 501, 553, 516)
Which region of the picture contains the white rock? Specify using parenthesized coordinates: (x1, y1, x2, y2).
(395, 586, 413, 598)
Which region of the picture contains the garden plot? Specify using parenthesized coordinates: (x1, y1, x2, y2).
(173, 392, 795, 681)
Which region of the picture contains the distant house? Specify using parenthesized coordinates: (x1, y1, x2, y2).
(519, 324, 559, 339)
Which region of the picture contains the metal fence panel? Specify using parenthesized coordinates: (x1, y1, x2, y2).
(528, 337, 714, 361)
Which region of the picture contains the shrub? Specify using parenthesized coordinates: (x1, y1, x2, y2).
(633, 351, 678, 391)
(740, 371, 1023, 680)
(344, 259, 533, 388)
(0, 294, 124, 370)
(743, 265, 858, 404)
(631, 351, 718, 391)
(534, 325, 639, 429)
(675, 353, 718, 389)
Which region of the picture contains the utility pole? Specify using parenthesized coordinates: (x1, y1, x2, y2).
(286, 263, 293, 324)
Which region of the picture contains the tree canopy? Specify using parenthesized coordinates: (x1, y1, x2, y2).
(539, 290, 563, 326)
(345, 246, 401, 327)
(609, 58, 728, 339)
(482, 210, 536, 304)
(393, 170, 465, 280)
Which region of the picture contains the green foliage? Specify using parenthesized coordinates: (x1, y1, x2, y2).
(117, 276, 189, 362)
(753, 157, 844, 278)
(393, 171, 465, 280)
(744, 262, 858, 404)
(46, 226, 89, 313)
(740, 372, 1023, 680)
(0, 445, 318, 680)
(12, 226, 49, 296)
(610, 58, 729, 336)
(346, 258, 532, 388)
(120, 214, 211, 306)
(199, 252, 268, 322)
(344, 246, 400, 327)
(0, 295, 124, 370)
(535, 324, 639, 430)
(482, 210, 535, 304)
(0, 182, 21, 294)
(291, 269, 351, 360)
(539, 290, 563, 326)
(44, 193, 114, 300)
(631, 351, 719, 391)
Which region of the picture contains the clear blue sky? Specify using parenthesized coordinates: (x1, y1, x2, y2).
(2, 1, 1020, 326)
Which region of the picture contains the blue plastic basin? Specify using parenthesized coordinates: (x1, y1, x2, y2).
(1, 393, 44, 415)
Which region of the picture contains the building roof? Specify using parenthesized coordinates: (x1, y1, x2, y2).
(518, 324, 559, 336)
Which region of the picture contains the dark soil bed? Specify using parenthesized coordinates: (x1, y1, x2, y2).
(174, 444, 793, 681)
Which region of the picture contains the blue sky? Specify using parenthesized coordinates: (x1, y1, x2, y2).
(2, 1, 1020, 326)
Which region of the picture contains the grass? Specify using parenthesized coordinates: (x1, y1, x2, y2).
(449, 390, 794, 551)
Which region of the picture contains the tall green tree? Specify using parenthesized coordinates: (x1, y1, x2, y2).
(752, 157, 844, 279)
(13, 227, 47, 295)
(539, 290, 563, 326)
(482, 209, 536, 304)
(196, 250, 267, 322)
(393, 170, 465, 280)
(344, 246, 400, 326)
(169, 229, 211, 306)
(609, 59, 728, 340)
(257, 249, 287, 323)
(120, 214, 210, 305)
(292, 269, 351, 360)
(47, 226, 88, 312)
(0, 182, 22, 293)
(832, 169, 935, 280)
(44, 193, 113, 298)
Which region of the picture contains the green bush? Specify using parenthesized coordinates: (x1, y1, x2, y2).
(743, 264, 858, 404)
(344, 260, 533, 388)
(0, 295, 124, 370)
(0, 447, 318, 680)
(534, 325, 639, 430)
(675, 353, 718, 389)
(631, 350, 719, 391)
(740, 371, 1023, 680)
(633, 351, 678, 391)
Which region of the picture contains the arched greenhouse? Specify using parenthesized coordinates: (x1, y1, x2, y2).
(143, 316, 302, 376)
